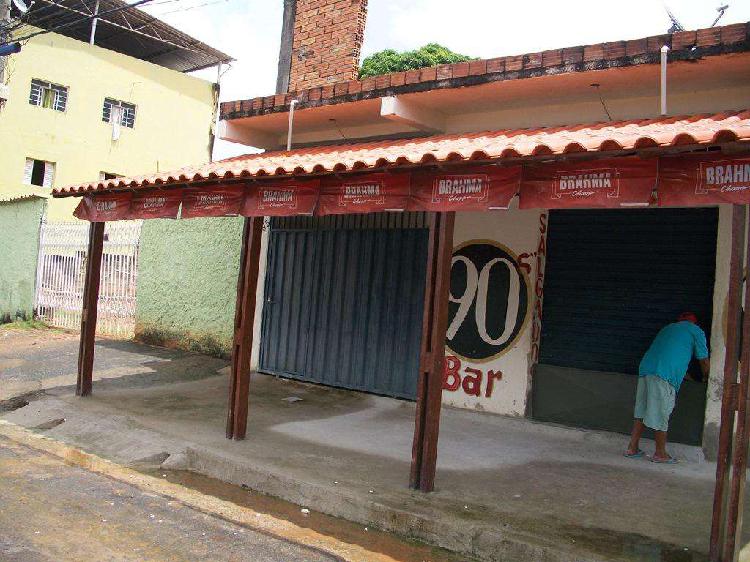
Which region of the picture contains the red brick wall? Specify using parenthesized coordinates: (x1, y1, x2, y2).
(288, 0, 368, 92)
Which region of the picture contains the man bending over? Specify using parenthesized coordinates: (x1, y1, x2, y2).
(625, 312, 709, 464)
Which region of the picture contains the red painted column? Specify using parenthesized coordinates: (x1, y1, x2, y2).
(77, 221, 105, 397)
(410, 211, 455, 492)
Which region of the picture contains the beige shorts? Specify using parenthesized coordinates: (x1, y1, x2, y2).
(634, 375, 676, 432)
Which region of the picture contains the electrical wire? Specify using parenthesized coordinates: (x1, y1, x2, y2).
(590, 83, 613, 122)
(3, 0, 232, 69)
(147, 0, 228, 17)
(6, 0, 230, 40)
(4, 3, 69, 34)
(5, 0, 159, 44)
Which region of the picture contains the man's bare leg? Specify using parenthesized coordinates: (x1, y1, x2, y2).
(653, 430, 669, 461)
(626, 419, 645, 454)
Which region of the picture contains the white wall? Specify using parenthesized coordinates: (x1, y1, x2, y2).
(703, 205, 743, 457)
(442, 203, 544, 415)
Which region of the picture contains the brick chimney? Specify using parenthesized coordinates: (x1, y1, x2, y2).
(286, 0, 368, 92)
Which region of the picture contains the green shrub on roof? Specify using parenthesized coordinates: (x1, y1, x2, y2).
(358, 43, 474, 79)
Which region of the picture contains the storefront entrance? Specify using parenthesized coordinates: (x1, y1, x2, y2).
(259, 213, 429, 399)
(532, 208, 719, 445)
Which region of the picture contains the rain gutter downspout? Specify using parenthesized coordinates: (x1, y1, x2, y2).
(89, 0, 100, 45)
(660, 45, 669, 116)
(287, 99, 298, 151)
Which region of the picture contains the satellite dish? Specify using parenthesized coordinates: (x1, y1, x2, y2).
(12, 0, 29, 13)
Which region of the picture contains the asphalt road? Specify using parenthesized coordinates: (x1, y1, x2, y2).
(0, 435, 337, 562)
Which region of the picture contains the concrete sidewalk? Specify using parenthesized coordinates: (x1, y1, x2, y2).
(0, 328, 224, 401)
(2, 333, 748, 561)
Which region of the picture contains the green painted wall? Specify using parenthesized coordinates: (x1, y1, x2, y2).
(135, 216, 243, 356)
(0, 197, 46, 321)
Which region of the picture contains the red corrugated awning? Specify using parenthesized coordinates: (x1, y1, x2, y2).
(55, 111, 750, 197)
(57, 111, 750, 220)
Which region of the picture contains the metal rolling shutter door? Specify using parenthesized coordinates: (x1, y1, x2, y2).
(259, 213, 429, 399)
(539, 208, 718, 373)
(533, 208, 718, 444)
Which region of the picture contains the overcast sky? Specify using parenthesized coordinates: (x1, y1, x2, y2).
(142, 0, 750, 159)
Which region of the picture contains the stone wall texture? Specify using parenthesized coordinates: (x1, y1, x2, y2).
(0, 197, 46, 321)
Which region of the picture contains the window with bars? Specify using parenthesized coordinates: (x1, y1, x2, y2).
(29, 79, 68, 112)
(102, 98, 136, 128)
(24, 158, 56, 188)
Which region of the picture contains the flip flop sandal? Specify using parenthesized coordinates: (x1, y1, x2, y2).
(624, 449, 644, 459)
(650, 456, 678, 464)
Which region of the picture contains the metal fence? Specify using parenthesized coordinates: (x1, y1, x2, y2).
(34, 220, 142, 338)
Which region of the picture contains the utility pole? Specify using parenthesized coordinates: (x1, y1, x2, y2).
(0, 0, 10, 83)
(0, 0, 10, 111)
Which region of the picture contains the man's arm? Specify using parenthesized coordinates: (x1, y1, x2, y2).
(699, 357, 710, 378)
(692, 326, 710, 382)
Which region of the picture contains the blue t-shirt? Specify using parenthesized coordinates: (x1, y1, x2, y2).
(639, 321, 709, 390)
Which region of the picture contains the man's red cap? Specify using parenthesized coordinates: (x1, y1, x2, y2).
(678, 312, 698, 324)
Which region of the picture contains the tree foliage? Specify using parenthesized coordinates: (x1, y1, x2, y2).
(358, 43, 474, 79)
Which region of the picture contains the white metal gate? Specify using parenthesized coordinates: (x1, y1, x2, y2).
(34, 220, 142, 338)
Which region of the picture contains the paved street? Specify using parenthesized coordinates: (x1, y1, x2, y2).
(0, 434, 339, 562)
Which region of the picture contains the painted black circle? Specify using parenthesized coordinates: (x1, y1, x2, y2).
(446, 243, 529, 360)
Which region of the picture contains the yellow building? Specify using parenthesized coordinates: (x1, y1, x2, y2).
(0, 2, 231, 221)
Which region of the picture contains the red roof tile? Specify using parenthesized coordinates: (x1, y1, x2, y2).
(220, 21, 749, 121)
(53, 111, 750, 196)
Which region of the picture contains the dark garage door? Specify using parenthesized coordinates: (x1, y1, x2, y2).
(532, 208, 718, 445)
(259, 214, 429, 399)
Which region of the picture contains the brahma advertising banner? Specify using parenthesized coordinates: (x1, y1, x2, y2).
(180, 185, 245, 218)
(318, 173, 411, 215)
(658, 155, 750, 206)
(73, 192, 132, 221)
(519, 157, 657, 209)
(129, 189, 182, 219)
(242, 179, 319, 216)
(410, 166, 521, 211)
(71, 155, 750, 222)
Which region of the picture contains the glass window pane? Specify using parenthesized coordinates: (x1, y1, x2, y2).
(102, 99, 114, 122)
(28, 81, 42, 106)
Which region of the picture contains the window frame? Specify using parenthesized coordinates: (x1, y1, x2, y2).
(24, 158, 56, 188)
(29, 79, 68, 112)
(102, 97, 137, 129)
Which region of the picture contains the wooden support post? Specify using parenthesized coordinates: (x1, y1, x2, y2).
(710, 204, 747, 561)
(410, 211, 455, 492)
(226, 217, 264, 440)
(76, 221, 105, 397)
(718, 204, 750, 562)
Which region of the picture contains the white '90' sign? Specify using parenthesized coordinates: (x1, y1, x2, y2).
(447, 256, 521, 346)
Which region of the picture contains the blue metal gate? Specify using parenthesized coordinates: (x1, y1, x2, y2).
(259, 213, 429, 399)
